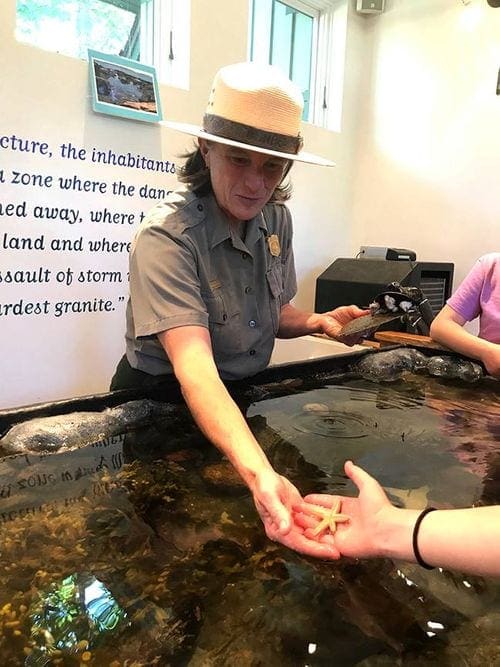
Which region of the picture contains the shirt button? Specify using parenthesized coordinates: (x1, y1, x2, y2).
(241, 252, 248, 260)
(249, 349, 256, 356)
(245, 286, 253, 294)
(222, 313, 227, 321)
(197, 204, 203, 211)
(248, 320, 256, 328)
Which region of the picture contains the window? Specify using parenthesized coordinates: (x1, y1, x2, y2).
(251, 0, 315, 120)
(249, 0, 347, 132)
(15, 0, 190, 89)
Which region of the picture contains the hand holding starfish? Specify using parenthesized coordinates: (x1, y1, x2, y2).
(293, 460, 400, 559)
(292, 461, 500, 576)
(307, 499, 350, 536)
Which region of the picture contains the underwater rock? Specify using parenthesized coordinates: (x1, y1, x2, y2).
(427, 356, 483, 382)
(353, 349, 429, 382)
(302, 402, 330, 413)
(475, 611, 500, 633)
(0, 399, 176, 455)
(200, 461, 247, 494)
(384, 484, 431, 510)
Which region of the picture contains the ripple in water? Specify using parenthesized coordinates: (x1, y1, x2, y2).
(293, 407, 370, 438)
(286, 383, 427, 439)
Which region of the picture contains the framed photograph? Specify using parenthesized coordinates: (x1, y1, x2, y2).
(88, 49, 163, 123)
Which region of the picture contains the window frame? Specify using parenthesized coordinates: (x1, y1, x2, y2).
(249, 0, 347, 132)
(140, 0, 190, 90)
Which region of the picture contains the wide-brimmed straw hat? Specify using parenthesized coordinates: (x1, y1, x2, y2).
(162, 62, 335, 167)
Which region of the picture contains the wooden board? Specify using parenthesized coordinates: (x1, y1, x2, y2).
(374, 331, 450, 351)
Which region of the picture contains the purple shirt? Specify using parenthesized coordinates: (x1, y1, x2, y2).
(447, 253, 500, 343)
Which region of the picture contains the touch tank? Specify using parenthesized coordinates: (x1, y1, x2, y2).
(0, 345, 499, 666)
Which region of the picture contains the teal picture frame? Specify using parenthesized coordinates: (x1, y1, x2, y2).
(88, 49, 163, 123)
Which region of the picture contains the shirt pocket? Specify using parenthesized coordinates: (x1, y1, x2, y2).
(202, 290, 242, 357)
(266, 261, 284, 334)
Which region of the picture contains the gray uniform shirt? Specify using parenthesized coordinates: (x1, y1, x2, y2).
(125, 187, 297, 380)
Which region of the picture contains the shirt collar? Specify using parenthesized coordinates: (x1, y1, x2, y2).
(207, 194, 269, 250)
(246, 208, 270, 247)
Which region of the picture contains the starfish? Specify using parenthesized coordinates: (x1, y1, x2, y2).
(308, 499, 350, 537)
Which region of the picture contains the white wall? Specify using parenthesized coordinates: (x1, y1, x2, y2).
(351, 0, 500, 292)
(0, 0, 352, 409)
(3, 0, 497, 410)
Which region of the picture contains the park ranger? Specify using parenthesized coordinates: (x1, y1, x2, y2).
(111, 61, 366, 557)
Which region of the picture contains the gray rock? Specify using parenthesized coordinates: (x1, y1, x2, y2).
(354, 349, 429, 382)
(427, 356, 483, 382)
(354, 349, 484, 383)
(0, 399, 175, 455)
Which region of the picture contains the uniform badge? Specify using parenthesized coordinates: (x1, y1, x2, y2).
(267, 234, 281, 257)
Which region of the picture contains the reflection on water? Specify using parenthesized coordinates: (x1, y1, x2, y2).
(248, 379, 484, 508)
(0, 374, 500, 664)
(27, 573, 128, 665)
(0, 435, 124, 523)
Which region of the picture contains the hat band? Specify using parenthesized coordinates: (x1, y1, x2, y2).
(203, 114, 303, 155)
